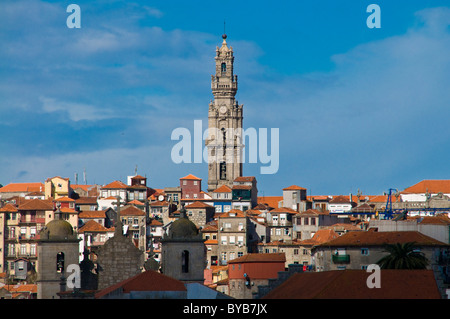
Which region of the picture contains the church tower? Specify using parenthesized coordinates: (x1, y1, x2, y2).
(206, 34, 244, 192)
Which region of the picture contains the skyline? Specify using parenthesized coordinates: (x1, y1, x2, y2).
(1, 1, 450, 197)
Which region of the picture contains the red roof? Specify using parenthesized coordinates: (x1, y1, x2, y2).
(234, 176, 255, 182)
(180, 174, 202, 180)
(0, 183, 44, 193)
(0, 203, 18, 212)
(185, 201, 214, 209)
(228, 253, 286, 264)
(101, 180, 128, 189)
(402, 180, 450, 194)
(212, 185, 232, 193)
(316, 230, 448, 247)
(263, 270, 441, 299)
(18, 198, 53, 211)
(95, 270, 186, 298)
(79, 210, 106, 218)
(120, 206, 145, 216)
(79, 220, 110, 233)
(282, 185, 306, 191)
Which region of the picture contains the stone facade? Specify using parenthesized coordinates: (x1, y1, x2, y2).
(95, 210, 145, 290)
(206, 35, 243, 192)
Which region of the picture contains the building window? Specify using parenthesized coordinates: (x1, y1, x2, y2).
(294, 249, 299, 255)
(304, 218, 309, 225)
(182, 250, 189, 273)
(361, 248, 369, 255)
(221, 62, 226, 73)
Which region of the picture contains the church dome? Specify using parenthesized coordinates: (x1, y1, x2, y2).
(39, 211, 75, 240)
(169, 217, 199, 239)
(167, 205, 199, 239)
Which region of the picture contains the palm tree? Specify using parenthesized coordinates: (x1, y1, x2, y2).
(376, 242, 429, 269)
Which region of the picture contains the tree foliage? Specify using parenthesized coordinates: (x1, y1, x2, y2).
(376, 242, 429, 269)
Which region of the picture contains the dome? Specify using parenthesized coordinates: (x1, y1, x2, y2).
(40, 214, 75, 240)
(169, 217, 199, 239)
(166, 204, 200, 239)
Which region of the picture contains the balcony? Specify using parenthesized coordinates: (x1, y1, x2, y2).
(332, 254, 350, 264)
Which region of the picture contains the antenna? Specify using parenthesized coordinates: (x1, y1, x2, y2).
(224, 20, 226, 35)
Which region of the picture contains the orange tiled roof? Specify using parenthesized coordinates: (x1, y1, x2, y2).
(228, 253, 286, 264)
(3, 284, 37, 294)
(282, 185, 306, 191)
(120, 205, 145, 216)
(79, 220, 110, 233)
(316, 230, 448, 247)
(180, 174, 201, 180)
(0, 183, 44, 193)
(75, 197, 98, 204)
(257, 196, 283, 209)
(101, 180, 128, 189)
(95, 270, 186, 298)
(402, 179, 450, 194)
(185, 201, 214, 209)
(263, 270, 441, 299)
(18, 198, 53, 211)
(0, 203, 18, 212)
(212, 185, 232, 193)
(79, 210, 106, 219)
(270, 207, 298, 214)
(219, 209, 245, 218)
(299, 229, 340, 246)
(128, 199, 145, 205)
(329, 195, 354, 204)
(55, 196, 75, 202)
(296, 209, 327, 216)
(234, 176, 256, 182)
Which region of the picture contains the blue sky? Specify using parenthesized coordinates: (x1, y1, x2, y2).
(1, 0, 450, 197)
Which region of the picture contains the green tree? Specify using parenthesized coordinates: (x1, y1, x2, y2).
(376, 242, 429, 269)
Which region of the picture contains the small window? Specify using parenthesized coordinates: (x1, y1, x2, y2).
(221, 62, 226, 73)
(182, 250, 189, 273)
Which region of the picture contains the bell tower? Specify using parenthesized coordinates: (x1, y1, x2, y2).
(206, 34, 244, 192)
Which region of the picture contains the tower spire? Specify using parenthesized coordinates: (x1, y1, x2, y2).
(206, 34, 244, 192)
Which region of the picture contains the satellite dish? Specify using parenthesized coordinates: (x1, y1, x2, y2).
(158, 195, 164, 201)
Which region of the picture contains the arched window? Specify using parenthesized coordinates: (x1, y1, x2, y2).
(221, 62, 226, 73)
(56, 252, 65, 273)
(182, 250, 189, 273)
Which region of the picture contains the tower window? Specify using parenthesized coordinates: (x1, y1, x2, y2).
(56, 252, 65, 273)
(220, 162, 227, 180)
(221, 63, 226, 73)
(182, 250, 189, 273)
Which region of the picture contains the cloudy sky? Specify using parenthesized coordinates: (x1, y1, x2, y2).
(1, 0, 449, 197)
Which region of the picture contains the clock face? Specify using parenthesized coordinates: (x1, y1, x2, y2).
(219, 106, 227, 114)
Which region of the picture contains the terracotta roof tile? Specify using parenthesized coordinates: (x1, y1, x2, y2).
(79, 220, 110, 233)
(234, 176, 255, 182)
(101, 180, 128, 189)
(316, 230, 448, 247)
(402, 179, 450, 194)
(95, 270, 186, 298)
(228, 253, 286, 264)
(0, 183, 44, 193)
(212, 185, 232, 193)
(282, 185, 306, 191)
(185, 201, 214, 209)
(180, 174, 202, 180)
(257, 196, 282, 209)
(0, 203, 18, 212)
(79, 210, 106, 219)
(263, 270, 441, 299)
(18, 198, 53, 211)
(120, 205, 145, 216)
